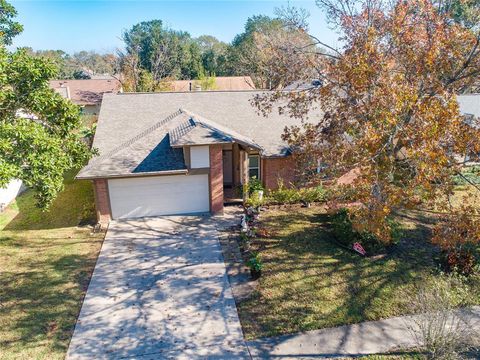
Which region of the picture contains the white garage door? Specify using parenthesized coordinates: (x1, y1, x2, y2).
(108, 174, 209, 219)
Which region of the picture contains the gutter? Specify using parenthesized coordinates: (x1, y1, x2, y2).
(75, 169, 188, 180)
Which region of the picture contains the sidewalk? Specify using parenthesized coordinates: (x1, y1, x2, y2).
(247, 307, 480, 359)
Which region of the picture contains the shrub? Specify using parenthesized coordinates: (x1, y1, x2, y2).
(244, 191, 265, 209)
(265, 180, 329, 206)
(407, 275, 475, 360)
(331, 208, 399, 255)
(441, 246, 478, 276)
(452, 166, 480, 185)
(248, 177, 264, 194)
(267, 185, 301, 204)
(432, 209, 480, 275)
(246, 252, 263, 272)
(300, 185, 328, 204)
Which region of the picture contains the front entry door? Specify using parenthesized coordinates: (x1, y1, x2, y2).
(222, 150, 233, 185)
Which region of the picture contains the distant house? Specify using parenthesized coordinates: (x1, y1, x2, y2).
(49, 79, 122, 115)
(169, 76, 255, 92)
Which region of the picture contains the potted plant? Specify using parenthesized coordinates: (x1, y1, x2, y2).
(246, 252, 263, 279)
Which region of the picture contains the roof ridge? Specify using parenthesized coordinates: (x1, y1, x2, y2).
(180, 108, 263, 151)
(83, 109, 184, 170)
(117, 89, 267, 95)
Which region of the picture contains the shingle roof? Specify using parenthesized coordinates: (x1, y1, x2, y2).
(77, 90, 321, 179)
(49, 79, 122, 105)
(77, 110, 190, 178)
(96, 91, 318, 154)
(169, 118, 233, 147)
(77, 92, 479, 180)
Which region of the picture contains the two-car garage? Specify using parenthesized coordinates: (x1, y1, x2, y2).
(107, 174, 210, 219)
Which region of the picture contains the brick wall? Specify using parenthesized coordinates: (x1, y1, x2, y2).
(209, 145, 224, 214)
(262, 156, 296, 190)
(93, 178, 111, 224)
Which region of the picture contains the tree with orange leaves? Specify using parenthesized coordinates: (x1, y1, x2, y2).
(254, 0, 480, 248)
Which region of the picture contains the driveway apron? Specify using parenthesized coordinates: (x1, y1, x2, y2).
(67, 216, 250, 359)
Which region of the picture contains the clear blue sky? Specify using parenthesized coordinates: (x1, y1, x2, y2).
(10, 0, 339, 54)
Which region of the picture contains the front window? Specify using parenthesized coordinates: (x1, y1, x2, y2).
(248, 155, 260, 179)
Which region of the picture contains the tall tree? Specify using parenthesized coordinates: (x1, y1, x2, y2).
(119, 20, 204, 91)
(0, 1, 92, 208)
(0, 0, 22, 45)
(71, 50, 115, 76)
(195, 35, 230, 76)
(254, 0, 480, 241)
(25, 49, 117, 79)
(24, 49, 77, 78)
(229, 14, 314, 89)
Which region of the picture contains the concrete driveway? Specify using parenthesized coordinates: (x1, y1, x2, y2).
(67, 216, 250, 359)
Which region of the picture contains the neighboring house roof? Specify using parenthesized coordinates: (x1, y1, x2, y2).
(49, 79, 122, 106)
(77, 91, 322, 179)
(458, 94, 480, 119)
(170, 76, 255, 92)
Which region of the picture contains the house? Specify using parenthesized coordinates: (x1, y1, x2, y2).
(169, 76, 255, 91)
(49, 78, 122, 115)
(77, 92, 479, 224)
(76, 90, 316, 223)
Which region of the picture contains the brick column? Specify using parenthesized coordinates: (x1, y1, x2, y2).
(209, 145, 224, 214)
(93, 179, 111, 225)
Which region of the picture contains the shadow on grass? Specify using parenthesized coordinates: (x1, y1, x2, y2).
(2, 176, 96, 231)
(238, 209, 438, 339)
(0, 252, 100, 355)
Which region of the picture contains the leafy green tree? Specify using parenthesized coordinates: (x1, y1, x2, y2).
(0, 2, 93, 208)
(195, 35, 230, 76)
(0, 0, 22, 45)
(23, 48, 77, 78)
(195, 68, 216, 90)
(72, 50, 114, 75)
(25, 49, 116, 79)
(439, 0, 480, 29)
(181, 39, 203, 79)
(120, 20, 206, 90)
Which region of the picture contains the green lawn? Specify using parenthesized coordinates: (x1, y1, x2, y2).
(0, 174, 105, 360)
(238, 206, 480, 340)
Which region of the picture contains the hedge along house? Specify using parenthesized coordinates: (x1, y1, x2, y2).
(76, 91, 319, 223)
